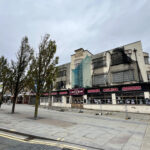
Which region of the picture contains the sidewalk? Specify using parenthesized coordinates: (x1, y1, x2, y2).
(0, 104, 150, 150)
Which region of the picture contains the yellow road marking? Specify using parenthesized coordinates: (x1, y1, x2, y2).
(0, 132, 86, 150)
(10, 129, 16, 131)
(57, 137, 61, 140)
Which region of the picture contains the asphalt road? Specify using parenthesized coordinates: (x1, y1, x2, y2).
(0, 136, 72, 150)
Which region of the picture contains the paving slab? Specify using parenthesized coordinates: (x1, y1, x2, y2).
(0, 104, 150, 150)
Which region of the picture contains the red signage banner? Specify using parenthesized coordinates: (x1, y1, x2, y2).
(59, 91, 68, 95)
(103, 88, 119, 92)
(43, 93, 49, 96)
(50, 92, 57, 95)
(69, 88, 84, 95)
(87, 89, 100, 93)
(122, 86, 142, 91)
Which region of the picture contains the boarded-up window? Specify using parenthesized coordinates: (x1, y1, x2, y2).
(92, 57, 106, 69)
(93, 74, 107, 85)
(111, 47, 132, 66)
(112, 70, 134, 83)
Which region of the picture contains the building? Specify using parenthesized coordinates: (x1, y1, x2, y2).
(43, 41, 150, 113)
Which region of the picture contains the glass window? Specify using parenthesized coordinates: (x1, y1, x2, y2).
(144, 56, 149, 64)
(53, 96, 62, 103)
(56, 81, 66, 89)
(66, 97, 69, 103)
(147, 72, 150, 81)
(57, 70, 66, 77)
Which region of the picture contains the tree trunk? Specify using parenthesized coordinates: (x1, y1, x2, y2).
(12, 95, 16, 113)
(34, 93, 40, 119)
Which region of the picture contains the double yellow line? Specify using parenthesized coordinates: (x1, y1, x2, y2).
(0, 132, 86, 150)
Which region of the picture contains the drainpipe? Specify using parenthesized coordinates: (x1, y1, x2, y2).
(134, 49, 142, 82)
(106, 51, 111, 86)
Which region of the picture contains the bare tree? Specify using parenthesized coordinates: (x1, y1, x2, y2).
(11, 36, 33, 113)
(27, 34, 58, 119)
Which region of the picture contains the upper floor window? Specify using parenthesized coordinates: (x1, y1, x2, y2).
(147, 71, 150, 81)
(111, 48, 132, 66)
(93, 74, 107, 86)
(56, 81, 66, 89)
(57, 70, 66, 77)
(111, 52, 124, 66)
(144, 56, 149, 64)
(112, 70, 134, 83)
(74, 59, 82, 67)
(92, 57, 106, 69)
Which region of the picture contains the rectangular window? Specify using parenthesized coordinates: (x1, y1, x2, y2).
(57, 70, 66, 77)
(111, 52, 124, 66)
(112, 70, 134, 83)
(144, 56, 149, 64)
(93, 74, 107, 85)
(147, 71, 150, 81)
(56, 81, 66, 89)
(66, 97, 69, 103)
(92, 57, 106, 69)
(53, 96, 62, 103)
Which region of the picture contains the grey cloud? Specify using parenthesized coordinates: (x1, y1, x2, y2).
(0, 0, 150, 64)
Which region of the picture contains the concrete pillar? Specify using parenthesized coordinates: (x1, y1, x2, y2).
(83, 95, 87, 103)
(52, 96, 54, 103)
(62, 96, 66, 104)
(111, 93, 116, 104)
(69, 96, 72, 104)
(144, 92, 150, 99)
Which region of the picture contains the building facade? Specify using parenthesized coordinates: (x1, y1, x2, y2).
(42, 41, 150, 113)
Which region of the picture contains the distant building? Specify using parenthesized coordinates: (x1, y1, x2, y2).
(42, 41, 150, 113)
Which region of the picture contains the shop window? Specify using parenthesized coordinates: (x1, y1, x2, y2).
(66, 97, 69, 103)
(144, 56, 149, 64)
(53, 96, 62, 103)
(92, 57, 106, 69)
(87, 98, 112, 104)
(112, 70, 134, 83)
(116, 92, 147, 105)
(145, 98, 150, 105)
(93, 74, 107, 86)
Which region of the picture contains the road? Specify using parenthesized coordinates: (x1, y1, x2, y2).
(0, 131, 78, 150)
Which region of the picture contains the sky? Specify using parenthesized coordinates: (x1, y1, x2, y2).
(0, 0, 150, 64)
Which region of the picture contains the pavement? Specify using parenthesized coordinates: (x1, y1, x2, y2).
(0, 104, 150, 150)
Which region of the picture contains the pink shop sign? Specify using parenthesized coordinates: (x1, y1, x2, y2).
(122, 86, 142, 91)
(69, 88, 84, 95)
(59, 91, 68, 95)
(87, 89, 100, 93)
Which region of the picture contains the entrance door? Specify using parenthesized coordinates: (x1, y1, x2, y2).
(71, 96, 83, 109)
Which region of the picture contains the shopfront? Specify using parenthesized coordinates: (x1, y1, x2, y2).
(69, 88, 84, 108)
(86, 83, 150, 105)
(50, 83, 150, 113)
(116, 85, 148, 105)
